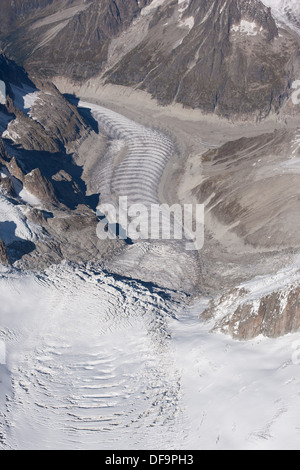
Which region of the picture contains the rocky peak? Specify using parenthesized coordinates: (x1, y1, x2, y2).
(6, 156, 25, 182)
(0, 0, 298, 118)
(203, 276, 300, 340)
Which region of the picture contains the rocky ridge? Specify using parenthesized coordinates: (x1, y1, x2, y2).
(202, 264, 300, 339)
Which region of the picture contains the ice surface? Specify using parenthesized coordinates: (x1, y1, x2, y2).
(0, 263, 184, 450)
(79, 101, 199, 292)
(261, 0, 300, 34)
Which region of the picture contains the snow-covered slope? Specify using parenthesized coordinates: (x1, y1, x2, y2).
(261, 0, 300, 34)
(171, 301, 300, 450)
(203, 260, 300, 340)
(1, 263, 300, 450)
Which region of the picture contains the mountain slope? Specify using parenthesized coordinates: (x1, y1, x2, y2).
(0, 0, 152, 78)
(1, 0, 299, 117)
(261, 0, 300, 34)
(0, 53, 123, 268)
(106, 0, 298, 117)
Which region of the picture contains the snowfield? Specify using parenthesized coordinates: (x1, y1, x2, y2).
(0, 263, 185, 450)
(0, 263, 300, 449)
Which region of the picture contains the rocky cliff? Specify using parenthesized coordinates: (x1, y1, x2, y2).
(202, 265, 300, 339)
(1, 0, 299, 118)
(107, 0, 295, 117)
(0, 53, 123, 268)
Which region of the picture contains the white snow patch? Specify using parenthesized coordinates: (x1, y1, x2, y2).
(10, 84, 40, 117)
(261, 0, 300, 35)
(2, 119, 21, 142)
(19, 188, 42, 208)
(0, 81, 6, 105)
(232, 20, 262, 36)
(238, 261, 300, 299)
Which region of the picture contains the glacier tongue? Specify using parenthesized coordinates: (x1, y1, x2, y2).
(79, 101, 200, 293)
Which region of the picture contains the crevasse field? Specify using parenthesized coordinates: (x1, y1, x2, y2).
(1, 262, 300, 450)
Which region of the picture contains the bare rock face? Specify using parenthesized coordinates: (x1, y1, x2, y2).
(0, 0, 55, 31)
(0, 238, 11, 265)
(192, 129, 300, 251)
(6, 156, 24, 183)
(25, 208, 47, 225)
(203, 281, 300, 340)
(0, 49, 127, 272)
(0, 138, 10, 163)
(24, 168, 58, 205)
(0, 0, 152, 79)
(106, 0, 298, 118)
